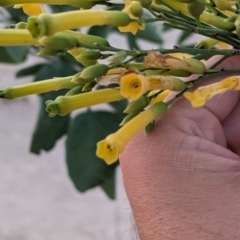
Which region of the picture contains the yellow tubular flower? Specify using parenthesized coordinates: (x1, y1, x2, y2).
(212, 0, 235, 10)
(118, 0, 145, 35)
(27, 10, 130, 38)
(0, 29, 38, 45)
(0, 76, 77, 99)
(46, 89, 125, 117)
(96, 101, 167, 164)
(184, 76, 240, 107)
(120, 73, 150, 100)
(147, 76, 186, 91)
(98, 68, 125, 86)
(14, 4, 45, 16)
(148, 90, 170, 106)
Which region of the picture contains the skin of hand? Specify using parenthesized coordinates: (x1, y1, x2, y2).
(120, 55, 240, 240)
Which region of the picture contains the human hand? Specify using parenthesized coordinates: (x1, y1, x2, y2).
(120, 55, 240, 240)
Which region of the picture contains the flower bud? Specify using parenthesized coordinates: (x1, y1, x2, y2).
(124, 95, 149, 113)
(187, 1, 205, 18)
(109, 51, 128, 64)
(38, 33, 79, 52)
(71, 73, 94, 84)
(130, 1, 143, 18)
(151, 101, 168, 117)
(66, 30, 110, 47)
(82, 81, 97, 92)
(184, 59, 206, 74)
(135, 0, 152, 8)
(119, 112, 139, 126)
(195, 38, 218, 49)
(76, 51, 102, 66)
(9, 22, 27, 29)
(78, 64, 109, 81)
(65, 85, 84, 96)
(145, 121, 154, 134)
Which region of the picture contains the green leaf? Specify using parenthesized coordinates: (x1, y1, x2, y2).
(109, 99, 128, 113)
(100, 169, 116, 200)
(0, 46, 29, 63)
(177, 31, 193, 45)
(66, 110, 119, 195)
(126, 32, 140, 50)
(88, 25, 112, 39)
(16, 64, 48, 78)
(135, 22, 163, 44)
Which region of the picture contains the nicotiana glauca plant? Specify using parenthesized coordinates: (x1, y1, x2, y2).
(1, 0, 240, 199)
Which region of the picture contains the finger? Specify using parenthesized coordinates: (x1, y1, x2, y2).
(185, 55, 240, 121)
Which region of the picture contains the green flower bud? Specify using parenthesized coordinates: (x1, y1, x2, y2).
(109, 51, 128, 64)
(71, 73, 95, 84)
(82, 81, 97, 92)
(76, 51, 102, 66)
(130, 1, 143, 18)
(171, 77, 186, 91)
(135, 0, 152, 8)
(38, 33, 79, 51)
(184, 59, 206, 74)
(37, 47, 60, 56)
(65, 85, 84, 96)
(187, 1, 205, 18)
(195, 37, 218, 49)
(124, 95, 149, 113)
(151, 101, 167, 117)
(119, 112, 139, 126)
(66, 31, 110, 47)
(145, 121, 154, 134)
(79, 64, 109, 80)
(9, 22, 27, 29)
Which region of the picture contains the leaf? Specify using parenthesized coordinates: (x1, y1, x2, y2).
(108, 99, 128, 113)
(88, 25, 112, 39)
(30, 59, 77, 154)
(126, 32, 140, 50)
(100, 168, 116, 199)
(66, 111, 119, 194)
(135, 22, 163, 44)
(16, 64, 48, 78)
(0, 46, 29, 63)
(177, 31, 193, 45)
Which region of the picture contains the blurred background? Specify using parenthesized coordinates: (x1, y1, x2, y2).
(0, 4, 199, 240)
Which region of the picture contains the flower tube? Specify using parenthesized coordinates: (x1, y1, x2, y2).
(96, 101, 167, 164)
(46, 88, 124, 116)
(27, 10, 131, 38)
